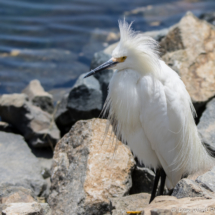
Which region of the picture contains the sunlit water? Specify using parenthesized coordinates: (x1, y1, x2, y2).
(0, 0, 214, 94)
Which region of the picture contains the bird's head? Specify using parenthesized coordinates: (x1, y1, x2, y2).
(84, 21, 160, 78)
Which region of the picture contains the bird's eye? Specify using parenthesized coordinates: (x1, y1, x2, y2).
(122, 56, 127, 61)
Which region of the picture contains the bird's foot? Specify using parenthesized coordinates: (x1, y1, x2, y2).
(126, 211, 142, 214)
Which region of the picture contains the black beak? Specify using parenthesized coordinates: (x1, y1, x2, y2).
(84, 58, 118, 78)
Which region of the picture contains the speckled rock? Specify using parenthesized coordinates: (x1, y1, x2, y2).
(172, 178, 215, 199)
(0, 93, 60, 147)
(198, 98, 215, 148)
(55, 74, 102, 135)
(48, 118, 135, 215)
(22, 79, 54, 114)
(161, 12, 215, 110)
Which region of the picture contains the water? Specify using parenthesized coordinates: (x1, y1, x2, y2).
(0, 0, 214, 94)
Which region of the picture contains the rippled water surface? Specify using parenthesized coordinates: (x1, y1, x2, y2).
(0, 0, 215, 94)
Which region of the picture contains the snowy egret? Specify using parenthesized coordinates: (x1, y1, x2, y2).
(84, 21, 215, 204)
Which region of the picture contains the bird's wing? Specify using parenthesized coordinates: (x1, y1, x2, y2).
(138, 67, 190, 188)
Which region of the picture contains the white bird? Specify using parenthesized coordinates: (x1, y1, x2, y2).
(84, 21, 215, 204)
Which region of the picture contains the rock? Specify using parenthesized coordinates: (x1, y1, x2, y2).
(48, 118, 135, 215)
(172, 178, 215, 199)
(196, 167, 215, 193)
(22, 79, 54, 114)
(0, 93, 60, 147)
(0, 185, 36, 204)
(108, 193, 150, 215)
(142, 196, 215, 215)
(0, 132, 47, 197)
(2, 202, 51, 215)
(55, 75, 102, 135)
(198, 98, 215, 148)
(160, 12, 215, 110)
(130, 167, 155, 195)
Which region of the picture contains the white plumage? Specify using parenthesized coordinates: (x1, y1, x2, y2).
(103, 21, 215, 189)
(85, 21, 215, 196)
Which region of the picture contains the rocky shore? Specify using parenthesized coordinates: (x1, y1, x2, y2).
(1, 11, 215, 215)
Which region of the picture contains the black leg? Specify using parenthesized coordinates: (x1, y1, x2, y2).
(159, 168, 166, 195)
(149, 169, 161, 203)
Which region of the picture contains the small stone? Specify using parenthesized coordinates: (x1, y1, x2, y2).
(22, 79, 54, 114)
(48, 118, 135, 215)
(0, 93, 60, 148)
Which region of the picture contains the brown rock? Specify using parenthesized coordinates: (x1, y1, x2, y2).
(0, 93, 60, 147)
(143, 196, 215, 215)
(48, 118, 135, 215)
(161, 12, 215, 109)
(22, 79, 54, 114)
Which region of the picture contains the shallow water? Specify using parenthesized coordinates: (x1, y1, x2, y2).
(0, 0, 214, 94)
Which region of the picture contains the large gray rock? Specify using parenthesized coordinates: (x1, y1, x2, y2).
(22, 79, 54, 114)
(196, 167, 215, 193)
(198, 98, 215, 149)
(55, 74, 102, 135)
(0, 93, 60, 148)
(48, 119, 135, 215)
(130, 167, 155, 195)
(172, 178, 215, 199)
(0, 132, 47, 197)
